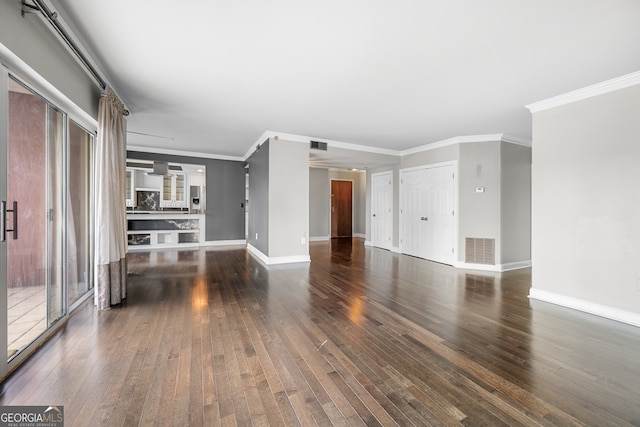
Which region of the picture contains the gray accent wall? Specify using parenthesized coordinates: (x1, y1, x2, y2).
(531, 83, 640, 315)
(0, 1, 99, 119)
(127, 151, 246, 242)
(246, 141, 269, 254)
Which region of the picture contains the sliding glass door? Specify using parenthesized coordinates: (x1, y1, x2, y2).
(4, 76, 65, 360)
(0, 70, 95, 378)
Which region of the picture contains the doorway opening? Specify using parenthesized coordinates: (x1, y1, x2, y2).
(330, 180, 353, 238)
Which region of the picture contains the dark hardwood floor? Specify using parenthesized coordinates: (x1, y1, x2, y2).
(2, 238, 640, 426)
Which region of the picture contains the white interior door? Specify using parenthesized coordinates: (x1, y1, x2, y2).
(371, 171, 392, 249)
(423, 165, 455, 264)
(400, 168, 428, 257)
(400, 163, 456, 264)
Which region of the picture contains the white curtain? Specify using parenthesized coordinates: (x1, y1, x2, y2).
(95, 88, 127, 310)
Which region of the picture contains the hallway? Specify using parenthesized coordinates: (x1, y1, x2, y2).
(1, 239, 639, 426)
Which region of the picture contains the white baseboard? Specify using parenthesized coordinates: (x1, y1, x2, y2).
(246, 244, 310, 265)
(364, 240, 398, 251)
(454, 260, 532, 272)
(204, 239, 247, 247)
(391, 246, 401, 253)
(353, 233, 366, 239)
(127, 242, 201, 251)
(529, 288, 640, 328)
(311, 235, 365, 242)
(500, 260, 532, 271)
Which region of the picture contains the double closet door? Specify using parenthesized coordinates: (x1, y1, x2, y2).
(399, 163, 456, 265)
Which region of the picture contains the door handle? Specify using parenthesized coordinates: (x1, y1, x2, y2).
(0, 201, 4, 242)
(1, 201, 18, 242)
(420, 216, 428, 221)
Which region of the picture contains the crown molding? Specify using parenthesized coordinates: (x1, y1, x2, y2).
(244, 130, 400, 160)
(525, 70, 640, 113)
(244, 130, 531, 162)
(131, 131, 531, 163)
(500, 134, 532, 147)
(400, 133, 531, 156)
(243, 131, 271, 161)
(127, 145, 243, 162)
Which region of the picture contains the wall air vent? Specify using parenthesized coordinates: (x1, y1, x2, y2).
(310, 140, 328, 151)
(465, 238, 495, 265)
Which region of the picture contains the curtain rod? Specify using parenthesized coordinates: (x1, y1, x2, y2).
(21, 0, 107, 91)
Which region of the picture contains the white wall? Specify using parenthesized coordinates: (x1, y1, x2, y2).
(501, 143, 531, 264)
(269, 139, 309, 259)
(458, 141, 502, 263)
(530, 80, 640, 325)
(309, 168, 330, 238)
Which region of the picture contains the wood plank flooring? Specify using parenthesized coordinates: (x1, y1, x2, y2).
(2, 238, 640, 426)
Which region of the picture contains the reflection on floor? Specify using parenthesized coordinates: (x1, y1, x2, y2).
(3, 241, 640, 425)
(7, 286, 46, 359)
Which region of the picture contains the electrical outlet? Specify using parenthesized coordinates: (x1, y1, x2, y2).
(301, 236, 306, 245)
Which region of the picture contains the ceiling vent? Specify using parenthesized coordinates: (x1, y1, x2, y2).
(310, 140, 328, 151)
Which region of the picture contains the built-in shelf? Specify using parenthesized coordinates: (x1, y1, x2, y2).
(127, 213, 205, 250)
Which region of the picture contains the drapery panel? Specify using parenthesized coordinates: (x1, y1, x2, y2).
(95, 88, 127, 310)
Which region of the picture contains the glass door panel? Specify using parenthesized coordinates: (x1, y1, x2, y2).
(68, 121, 94, 307)
(162, 174, 172, 205)
(6, 76, 65, 360)
(125, 169, 134, 207)
(175, 173, 185, 204)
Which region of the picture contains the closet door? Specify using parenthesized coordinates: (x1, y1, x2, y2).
(423, 165, 455, 264)
(399, 168, 429, 258)
(400, 163, 456, 264)
(371, 171, 392, 249)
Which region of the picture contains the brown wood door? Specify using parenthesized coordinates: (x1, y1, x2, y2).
(331, 180, 352, 238)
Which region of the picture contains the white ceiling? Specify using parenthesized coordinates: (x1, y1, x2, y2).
(54, 0, 640, 164)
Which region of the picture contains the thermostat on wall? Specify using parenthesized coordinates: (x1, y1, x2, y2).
(475, 186, 485, 193)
